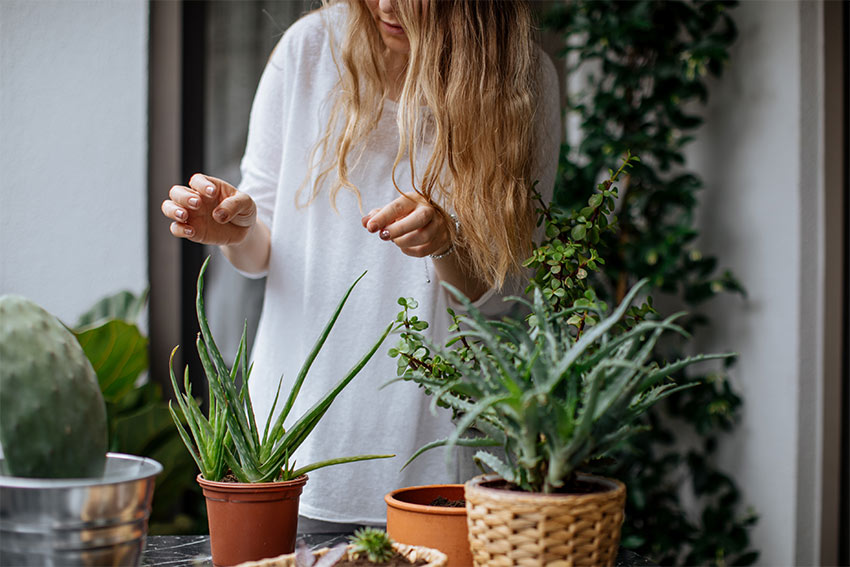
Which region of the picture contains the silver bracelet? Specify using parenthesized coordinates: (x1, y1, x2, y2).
(430, 213, 460, 260)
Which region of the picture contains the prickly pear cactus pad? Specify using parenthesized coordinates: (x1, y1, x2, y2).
(0, 295, 108, 478)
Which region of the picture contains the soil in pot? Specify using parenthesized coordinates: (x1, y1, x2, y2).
(333, 552, 428, 566)
(428, 496, 465, 507)
(479, 476, 608, 495)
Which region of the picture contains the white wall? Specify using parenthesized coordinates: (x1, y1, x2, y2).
(0, 0, 149, 324)
(689, 2, 815, 564)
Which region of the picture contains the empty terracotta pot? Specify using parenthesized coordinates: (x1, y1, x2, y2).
(198, 474, 307, 567)
(385, 484, 472, 567)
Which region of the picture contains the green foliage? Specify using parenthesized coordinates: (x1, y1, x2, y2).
(540, 1, 757, 564)
(349, 528, 396, 563)
(168, 257, 395, 483)
(390, 157, 733, 494)
(72, 289, 201, 534)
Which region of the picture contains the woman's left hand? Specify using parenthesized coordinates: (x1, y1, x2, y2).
(362, 192, 453, 258)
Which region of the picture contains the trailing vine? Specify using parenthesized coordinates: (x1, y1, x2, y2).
(542, 1, 757, 564)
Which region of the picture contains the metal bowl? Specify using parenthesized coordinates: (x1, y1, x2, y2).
(0, 452, 163, 566)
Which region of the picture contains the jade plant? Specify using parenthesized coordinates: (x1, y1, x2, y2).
(169, 257, 394, 483)
(389, 155, 735, 493)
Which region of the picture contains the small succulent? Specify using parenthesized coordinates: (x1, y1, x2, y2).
(349, 527, 396, 563)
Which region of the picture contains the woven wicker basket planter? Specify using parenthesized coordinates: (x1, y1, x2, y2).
(465, 474, 626, 567)
(235, 542, 448, 567)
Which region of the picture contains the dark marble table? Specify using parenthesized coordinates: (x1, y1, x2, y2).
(142, 535, 656, 566)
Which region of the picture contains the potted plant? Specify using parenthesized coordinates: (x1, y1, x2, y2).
(169, 258, 395, 566)
(0, 295, 162, 566)
(387, 155, 734, 566)
(238, 527, 447, 567)
(384, 484, 470, 567)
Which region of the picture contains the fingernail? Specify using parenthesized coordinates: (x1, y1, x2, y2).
(188, 197, 199, 208)
(176, 209, 186, 220)
(380, 230, 391, 240)
(215, 211, 228, 222)
(205, 185, 215, 197)
(184, 226, 194, 237)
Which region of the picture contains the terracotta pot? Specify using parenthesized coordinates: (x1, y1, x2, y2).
(465, 473, 626, 567)
(198, 474, 308, 567)
(385, 484, 472, 567)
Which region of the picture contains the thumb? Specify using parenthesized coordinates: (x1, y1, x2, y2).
(214, 192, 256, 226)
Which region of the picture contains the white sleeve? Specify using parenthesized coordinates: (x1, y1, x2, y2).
(238, 43, 288, 246)
(448, 48, 562, 318)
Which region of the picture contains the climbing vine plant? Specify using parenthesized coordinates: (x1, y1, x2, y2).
(542, 1, 758, 565)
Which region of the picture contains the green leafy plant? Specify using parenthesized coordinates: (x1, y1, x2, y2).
(72, 290, 201, 534)
(349, 528, 396, 563)
(169, 257, 394, 483)
(390, 158, 733, 494)
(540, 1, 757, 564)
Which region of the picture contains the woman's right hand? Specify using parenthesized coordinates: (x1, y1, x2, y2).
(161, 173, 257, 246)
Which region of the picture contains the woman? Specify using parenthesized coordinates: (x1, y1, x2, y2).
(161, 0, 560, 531)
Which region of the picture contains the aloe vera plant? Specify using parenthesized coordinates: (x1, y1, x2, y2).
(169, 257, 394, 483)
(396, 280, 732, 493)
(390, 154, 734, 494)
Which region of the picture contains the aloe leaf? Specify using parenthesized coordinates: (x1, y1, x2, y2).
(547, 279, 650, 391)
(634, 353, 733, 394)
(446, 393, 513, 451)
(195, 257, 231, 381)
(270, 271, 368, 437)
(198, 339, 261, 478)
(167, 402, 207, 476)
(570, 358, 623, 448)
(629, 382, 700, 415)
(402, 437, 499, 470)
(261, 375, 285, 454)
(472, 418, 508, 446)
(474, 451, 518, 485)
(223, 446, 250, 483)
(289, 454, 395, 480)
(198, 337, 257, 461)
(267, 321, 393, 470)
(168, 349, 216, 474)
(235, 322, 260, 450)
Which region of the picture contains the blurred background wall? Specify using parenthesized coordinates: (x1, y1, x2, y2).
(0, 0, 148, 324)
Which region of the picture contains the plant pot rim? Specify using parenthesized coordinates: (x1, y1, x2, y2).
(465, 473, 625, 502)
(0, 453, 162, 489)
(196, 473, 308, 490)
(238, 542, 448, 567)
(385, 484, 467, 516)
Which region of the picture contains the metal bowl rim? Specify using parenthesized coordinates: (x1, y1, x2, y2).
(0, 453, 163, 488)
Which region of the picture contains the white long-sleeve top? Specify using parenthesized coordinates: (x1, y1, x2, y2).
(236, 5, 561, 524)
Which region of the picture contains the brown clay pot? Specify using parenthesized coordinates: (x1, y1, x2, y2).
(197, 474, 308, 567)
(385, 484, 472, 567)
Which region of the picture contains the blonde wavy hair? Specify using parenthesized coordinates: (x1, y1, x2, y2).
(305, 0, 541, 289)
